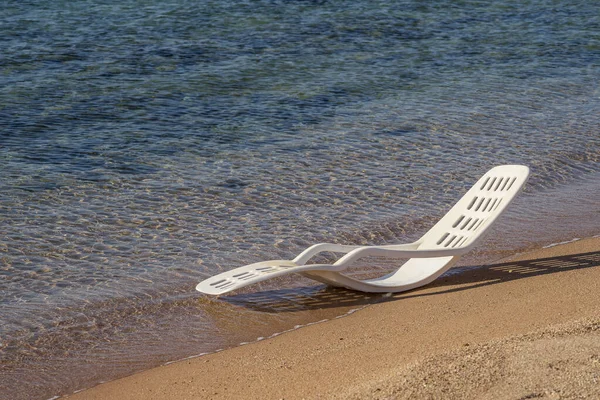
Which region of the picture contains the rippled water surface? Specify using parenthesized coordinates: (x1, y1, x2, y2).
(1, 0, 599, 398)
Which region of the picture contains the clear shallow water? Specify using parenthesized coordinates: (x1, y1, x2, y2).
(1, 0, 599, 398)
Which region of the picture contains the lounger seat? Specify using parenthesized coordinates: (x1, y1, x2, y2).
(197, 165, 530, 295)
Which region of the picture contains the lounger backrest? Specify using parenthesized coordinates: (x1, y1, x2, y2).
(418, 165, 530, 252)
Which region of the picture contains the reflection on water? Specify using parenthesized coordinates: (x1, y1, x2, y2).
(1, 0, 599, 399)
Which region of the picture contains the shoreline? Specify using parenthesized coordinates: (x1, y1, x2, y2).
(4, 170, 598, 400)
(65, 236, 600, 400)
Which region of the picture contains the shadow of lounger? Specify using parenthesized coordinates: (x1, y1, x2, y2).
(221, 250, 600, 313)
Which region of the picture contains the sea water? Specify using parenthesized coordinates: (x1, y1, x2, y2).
(1, 0, 599, 398)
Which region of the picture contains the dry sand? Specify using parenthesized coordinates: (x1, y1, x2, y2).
(67, 237, 600, 400)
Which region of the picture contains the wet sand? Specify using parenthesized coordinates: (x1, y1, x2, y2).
(67, 237, 600, 400)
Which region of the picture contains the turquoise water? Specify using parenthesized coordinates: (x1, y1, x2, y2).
(1, 1, 599, 398)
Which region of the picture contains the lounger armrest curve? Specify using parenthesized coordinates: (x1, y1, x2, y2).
(293, 241, 423, 266)
(333, 245, 465, 267)
(293, 243, 364, 265)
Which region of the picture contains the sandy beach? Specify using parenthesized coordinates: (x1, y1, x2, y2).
(4, 2, 600, 399)
(67, 237, 600, 400)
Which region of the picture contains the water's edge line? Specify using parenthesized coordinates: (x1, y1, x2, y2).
(47, 234, 597, 400)
(543, 238, 581, 248)
(48, 304, 373, 400)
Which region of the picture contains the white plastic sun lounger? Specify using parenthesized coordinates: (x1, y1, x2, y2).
(197, 165, 530, 295)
